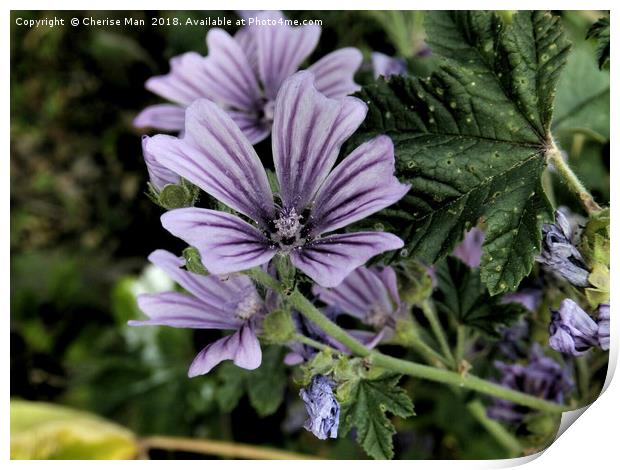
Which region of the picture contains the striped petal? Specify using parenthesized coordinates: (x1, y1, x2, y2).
(188, 322, 262, 376)
(148, 249, 259, 312)
(307, 48, 362, 98)
(130, 292, 241, 330)
(310, 135, 410, 235)
(146, 100, 275, 224)
(227, 110, 271, 145)
(202, 28, 263, 111)
(272, 72, 367, 212)
(134, 104, 186, 132)
(161, 208, 277, 275)
(291, 232, 404, 287)
(145, 52, 210, 106)
(255, 11, 321, 99)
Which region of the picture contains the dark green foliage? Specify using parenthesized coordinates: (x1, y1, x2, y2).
(586, 16, 610, 69)
(354, 11, 571, 294)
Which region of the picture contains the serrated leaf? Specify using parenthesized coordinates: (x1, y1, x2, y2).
(339, 373, 414, 460)
(11, 400, 137, 459)
(434, 257, 526, 337)
(586, 16, 610, 70)
(353, 11, 570, 294)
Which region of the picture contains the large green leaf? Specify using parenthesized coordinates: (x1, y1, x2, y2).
(11, 400, 137, 459)
(434, 257, 526, 337)
(339, 373, 414, 460)
(354, 11, 570, 294)
(586, 16, 610, 70)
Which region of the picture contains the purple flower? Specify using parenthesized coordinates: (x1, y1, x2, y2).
(597, 303, 610, 351)
(536, 210, 590, 287)
(501, 288, 542, 313)
(496, 319, 529, 360)
(549, 299, 599, 356)
(488, 345, 574, 423)
(128, 249, 265, 376)
(135, 11, 362, 143)
(142, 135, 180, 191)
(313, 265, 403, 345)
(300, 375, 340, 439)
(452, 227, 484, 268)
(371, 52, 407, 79)
(148, 72, 409, 287)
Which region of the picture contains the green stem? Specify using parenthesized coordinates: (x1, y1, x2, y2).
(245, 268, 281, 292)
(547, 142, 602, 214)
(454, 324, 467, 366)
(421, 300, 455, 367)
(293, 334, 328, 352)
(285, 289, 570, 414)
(466, 401, 523, 457)
(410, 335, 451, 368)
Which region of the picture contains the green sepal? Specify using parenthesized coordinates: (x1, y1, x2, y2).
(182, 246, 209, 276)
(261, 308, 296, 344)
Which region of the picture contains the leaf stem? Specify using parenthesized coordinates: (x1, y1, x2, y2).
(547, 142, 602, 214)
(466, 401, 523, 457)
(285, 289, 571, 414)
(421, 299, 455, 367)
(293, 334, 328, 352)
(140, 436, 318, 460)
(454, 324, 467, 366)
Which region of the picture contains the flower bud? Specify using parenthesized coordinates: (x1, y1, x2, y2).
(549, 299, 599, 356)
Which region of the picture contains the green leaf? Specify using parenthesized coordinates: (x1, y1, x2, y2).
(553, 43, 610, 140)
(11, 400, 137, 459)
(434, 257, 526, 337)
(586, 16, 610, 70)
(353, 11, 570, 294)
(339, 373, 414, 460)
(215, 346, 287, 417)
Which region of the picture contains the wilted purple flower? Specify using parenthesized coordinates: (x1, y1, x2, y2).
(128, 249, 265, 376)
(597, 303, 610, 351)
(135, 11, 362, 143)
(452, 227, 484, 268)
(313, 265, 403, 345)
(300, 375, 340, 439)
(488, 345, 574, 423)
(148, 72, 409, 287)
(371, 52, 407, 79)
(536, 210, 590, 287)
(549, 299, 599, 356)
(502, 288, 542, 313)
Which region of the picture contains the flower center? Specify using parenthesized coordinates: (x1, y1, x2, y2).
(365, 305, 389, 329)
(263, 100, 275, 123)
(234, 291, 263, 321)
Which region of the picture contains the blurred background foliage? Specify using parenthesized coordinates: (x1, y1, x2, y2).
(10, 10, 609, 459)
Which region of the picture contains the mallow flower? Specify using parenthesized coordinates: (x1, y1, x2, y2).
(135, 11, 362, 143)
(128, 249, 265, 376)
(549, 299, 599, 356)
(147, 71, 410, 287)
(452, 227, 484, 268)
(536, 210, 590, 287)
(300, 374, 340, 439)
(488, 344, 574, 423)
(597, 303, 610, 351)
(371, 52, 407, 79)
(313, 265, 404, 344)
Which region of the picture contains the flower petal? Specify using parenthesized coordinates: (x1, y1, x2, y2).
(147, 249, 258, 311)
(202, 28, 263, 111)
(227, 110, 271, 145)
(130, 292, 241, 330)
(371, 52, 407, 79)
(272, 72, 367, 212)
(142, 135, 180, 190)
(310, 135, 410, 235)
(291, 231, 404, 287)
(188, 322, 262, 376)
(254, 11, 321, 99)
(307, 48, 362, 98)
(161, 208, 277, 274)
(146, 100, 275, 224)
(134, 104, 186, 132)
(145, 52, 210, 106)
(234, 27, 259, 76)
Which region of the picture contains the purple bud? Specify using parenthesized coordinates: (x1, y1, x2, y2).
(299, 375, 340, 440)
(371, 52, 408, 79)
(549, 299, 599, 356)
(488, 344, 574, 423)
(536, 210, 590, 287)
(453, 227, 484, 268)
(142, 135, 180, 190)
(597, 303, 610, 351)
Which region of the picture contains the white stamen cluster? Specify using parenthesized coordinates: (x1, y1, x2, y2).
(274, 208, 302, 240)
(234, 291, 263, 320)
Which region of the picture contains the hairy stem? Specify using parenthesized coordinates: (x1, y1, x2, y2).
(421, 299, 455, 367)
(547, 142, 602, 214)
(285, 289, 571, 414)
(294, 334, 328, 351)
(466, 401, 523, 457)
(141, 436, 318, 460)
